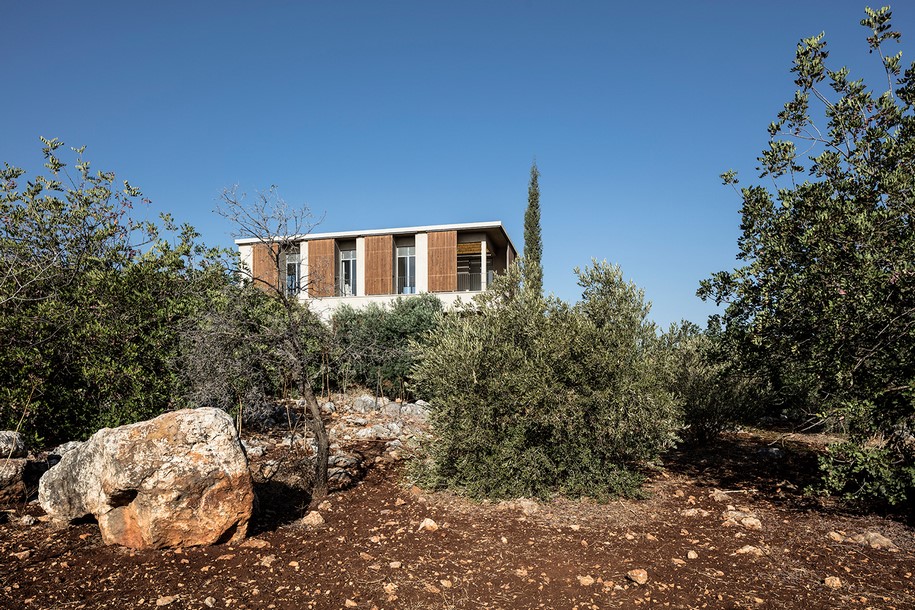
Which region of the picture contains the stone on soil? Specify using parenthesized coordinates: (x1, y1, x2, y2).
(38, 408, 254, 549)
(300, 511, 325, 527)
(626, 569, 649, 585)
(848, 531, 897, 550)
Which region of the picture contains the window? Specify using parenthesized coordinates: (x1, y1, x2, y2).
(396, 245, 416, 294)
(338, 249, 357, 296)
(285, 251, 301, 296)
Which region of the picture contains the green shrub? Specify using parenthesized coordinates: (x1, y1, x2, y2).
(331, 294, 442, 398)
(410, 261, 679, 500)
(0, 139, 230, 443)
(659, 322, 756, 443)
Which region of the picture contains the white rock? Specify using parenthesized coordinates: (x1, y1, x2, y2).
(38, 408, 254, 549)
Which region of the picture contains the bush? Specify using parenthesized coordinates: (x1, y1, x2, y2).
(330, 294, 442, 398)
(410, 261, 679, 500)
(659, 322, 756, 443)
(0, 139, 230, 443)
(177, 283, 329, 430)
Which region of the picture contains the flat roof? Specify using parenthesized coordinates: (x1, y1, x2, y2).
(235, 220, 517, 253)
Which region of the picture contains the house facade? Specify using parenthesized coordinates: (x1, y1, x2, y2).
(236, 221, 517, 317)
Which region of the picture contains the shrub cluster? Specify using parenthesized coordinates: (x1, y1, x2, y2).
(330, 294, 442, 399)
(410, 261, 680, 500)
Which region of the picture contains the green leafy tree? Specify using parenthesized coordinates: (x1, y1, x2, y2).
(698, 6, 915, 505)
(411, 261, 678, 500)
(217, 186, 332, 503)
(330, 294, 442, 399)
(0, 138, 231, 443)
(523, 161, 543, 294)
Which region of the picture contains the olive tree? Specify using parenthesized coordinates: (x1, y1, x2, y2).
(699, 7, 915, 505)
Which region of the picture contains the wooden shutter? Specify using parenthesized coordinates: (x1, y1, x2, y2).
(308, 239, 335, 297)
(251, 243, 279, 292)
(364, 235, 393, 295)
(427, 230, 457, 292)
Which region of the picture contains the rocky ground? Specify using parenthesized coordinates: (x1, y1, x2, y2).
(1, 396, 913, 609)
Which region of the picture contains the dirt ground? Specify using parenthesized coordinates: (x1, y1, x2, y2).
(1, 430, 913, 610)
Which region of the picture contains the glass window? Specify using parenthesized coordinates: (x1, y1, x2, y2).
(339, 249, 357, 296)
(285, 251, 300, 296)
(397, 246, 416, 294)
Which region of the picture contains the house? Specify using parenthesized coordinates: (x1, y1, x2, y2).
(236, 221, 517, 317)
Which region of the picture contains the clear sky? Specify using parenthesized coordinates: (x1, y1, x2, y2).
(3, 1, 910, 327)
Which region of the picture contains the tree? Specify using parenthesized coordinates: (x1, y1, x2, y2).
(217, 186, 332, 503)
(410, 261, 679, 500)
(0, 138, 230, 443)
(330, 294, 442, 399)
(699, 6, 915, 505)
(523, 161, 543, 294)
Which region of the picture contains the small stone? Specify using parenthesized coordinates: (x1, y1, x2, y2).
(687, 550, 699, 560)
(156, 596, 178, 607)
(827, 531, 844, 542)
(740, 517, 762, 530)
(19, 515, 36, 526)
(577, 575, 595, 586)
(10, 550, 30, 560)
(570, 524, 581, 531)
(417, 518, 438, 532)
(671, 558, 686, 566)
(680, 508, 711, 518)
(626, 569, 649, 585)
(389, 561, 402, 569)
(645, 533, 657, 541)
(318, 500, 332, 511)
(709, 490, 730, 503)
(394, 498, 406, 506)
(240, 538, 270, 549)
(734, 545, 765, 557)
(204, 598, 216, 608)
(440, 579, 452, 588)
(824, 576, 842, 589)
(301, 511, 325, 527)
(848, 531, 897, 550)
(259, 555, 276, 567)
(344, 599, 358, 607)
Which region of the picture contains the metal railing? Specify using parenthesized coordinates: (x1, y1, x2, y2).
(457, 272, 482, 292)
(397, 276, 416, 294)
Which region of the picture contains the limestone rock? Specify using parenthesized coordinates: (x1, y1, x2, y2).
(848, 531, 897, 550)
(626, 569, 649, 585)
(734, 545, 765, 557)
(0, 459, 47, 503)
(417, 517, 439, 532)
(824, 576, 842, 589)
(0, 431, 27, 458)
(300, 511, 325, 527)
(38, 408, 254, 549)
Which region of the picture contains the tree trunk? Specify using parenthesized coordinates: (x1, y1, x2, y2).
(300, 381, 329, 505)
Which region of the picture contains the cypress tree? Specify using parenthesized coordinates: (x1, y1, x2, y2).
(523, 161, 543, 294)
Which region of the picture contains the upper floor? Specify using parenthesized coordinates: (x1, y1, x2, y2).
(236, 221, 517, 317)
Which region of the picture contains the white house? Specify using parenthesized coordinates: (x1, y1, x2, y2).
(236, 221, 517, 318)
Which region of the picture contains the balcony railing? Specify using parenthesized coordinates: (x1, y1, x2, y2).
(457, 272, 482, 292)
(397, 276, 417, 294)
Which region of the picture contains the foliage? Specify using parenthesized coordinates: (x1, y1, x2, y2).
(177, 283, 326, 428)
(410, 261, 679, 500)
(659, 322, 757, 443)
(523, 161, 543, 294)
(698, 7, 915, 504)
(0, 138, 230, 443)
(330, 294, 442, 398)
(217, 185, 332, 502)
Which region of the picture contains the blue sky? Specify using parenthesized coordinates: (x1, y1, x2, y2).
(3, 1, 910, 327)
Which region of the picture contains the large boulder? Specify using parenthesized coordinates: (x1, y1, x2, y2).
(38, 408, 254, 549)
